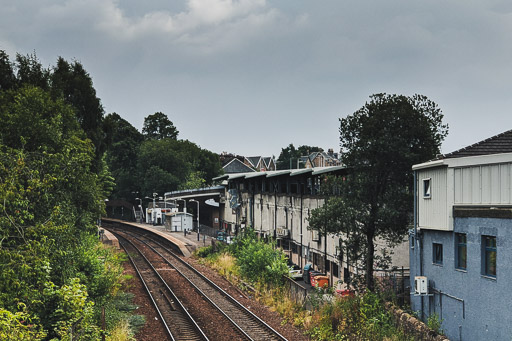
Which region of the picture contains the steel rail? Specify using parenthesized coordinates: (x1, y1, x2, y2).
(120, 230, 253, 341)
(119, 227, 287, 341)
(114, 232, 208, 341)
(117, 235, 175, 341)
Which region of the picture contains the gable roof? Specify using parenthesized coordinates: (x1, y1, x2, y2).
(245, 156, 262, 168)
(442, 129, 512, 159)
(222, 158, 256, 174)
(262, 157, 274, 168)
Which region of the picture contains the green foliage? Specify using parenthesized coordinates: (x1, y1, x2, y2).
(142, 111, 179, 140)
(0, 304, 46, 340)
(427, 312, 443, 334)
(51, 57, 106, 172)
(104, 113, 144, 199)
(195, 245, 216, 258)
(310, 93, 448, 290)
(179, 170, 206, 190)
(276, 143, 321, 170)
(137, 138, 222, 196)
(0, 49, 136, 340)
(229, 229, 288, 286)
(306, 292, 412, 341)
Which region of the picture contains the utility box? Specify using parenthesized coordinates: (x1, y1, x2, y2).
(414, 276, 428, 295)
(166, 212, 193, 232)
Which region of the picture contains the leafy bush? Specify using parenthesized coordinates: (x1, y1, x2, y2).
(0, 304, 46, 341)
(229, 229, 288, 286)
(427, 312, 443, 335)
(306, 292, 413, 341)
(195, 245, 215, 258)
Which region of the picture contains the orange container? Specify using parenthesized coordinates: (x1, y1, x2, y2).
(313, 275, 329, 288)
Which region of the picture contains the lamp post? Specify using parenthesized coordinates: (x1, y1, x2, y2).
(152, 193, 158, 225)
(190, 199, 200, 241)
(135, 197, 143, 223)
(145, 193, 158, 225)
(176, 198, 187, 232)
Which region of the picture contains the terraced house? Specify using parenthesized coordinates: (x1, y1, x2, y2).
(410, 130, 512, 341)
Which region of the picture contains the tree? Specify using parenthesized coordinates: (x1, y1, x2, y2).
(51, 57, 106, 171)
(309, 93, 448, 290)
(0, 86, 81, 153)
(104, 113, 144, 199)
(15, 52, 50, 90)
(137, 138, 222, 196)
(0, 50, 16, 91)
(142, 112, 179, 140)
(276, 144, 321, 170)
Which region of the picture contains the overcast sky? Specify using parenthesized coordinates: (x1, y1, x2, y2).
(2, 0, 512, 157)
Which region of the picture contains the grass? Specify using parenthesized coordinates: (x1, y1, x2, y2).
(194, 244, 417, 341)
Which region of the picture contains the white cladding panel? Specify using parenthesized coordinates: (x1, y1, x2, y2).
(454, 162, 512, 205)
(418, 167, 448, 230)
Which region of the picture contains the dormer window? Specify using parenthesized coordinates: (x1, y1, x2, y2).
(423, 178, 431, 198)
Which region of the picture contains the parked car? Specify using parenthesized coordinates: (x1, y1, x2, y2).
(288, 264, 302, 280)
(216, 231, 227, 242)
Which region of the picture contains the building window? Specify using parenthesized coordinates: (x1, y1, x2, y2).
(483, 236, 497, 277)
(423, 178, 431, 198)
(433, 243, 443, 265)
(332, 262, 339, 278)
(456, 233, 467, 270)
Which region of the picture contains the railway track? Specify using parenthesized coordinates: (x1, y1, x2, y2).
(106, 223, 287, 341)
(115, 233, 208, 341)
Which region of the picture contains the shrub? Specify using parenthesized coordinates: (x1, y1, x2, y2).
(229, 229, 288, 287)
(427, 312, 443, 335)
(0, 304, 46, 341)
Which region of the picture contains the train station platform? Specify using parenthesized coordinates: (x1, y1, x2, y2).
(102, 218, 214, 257)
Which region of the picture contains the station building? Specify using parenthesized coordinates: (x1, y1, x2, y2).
(214, 166, 409, 287)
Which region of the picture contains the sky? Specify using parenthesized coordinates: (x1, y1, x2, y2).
(1, 0, 512, 157)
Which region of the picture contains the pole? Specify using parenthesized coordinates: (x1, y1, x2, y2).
(152, 192, 157, 225)
(190, 199, 200, 241)
(101, 306, 106, 341)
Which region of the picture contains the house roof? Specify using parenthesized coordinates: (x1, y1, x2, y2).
(212, 165, 346, 182)
(245, 156, 261, 168)
(222, 158, 256, 174)
(442, 129, 512, 159)
(262, 157, 273, 168)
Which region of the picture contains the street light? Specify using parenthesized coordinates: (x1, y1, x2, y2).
(190, 199, 200, 241)
(145, 193, 158, 225)
(176, 198, 187, 232)
(135, 197, 143, 223)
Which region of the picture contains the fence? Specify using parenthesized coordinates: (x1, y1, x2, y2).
(375, 267, 410, 307)
(198, 224, 222, 238)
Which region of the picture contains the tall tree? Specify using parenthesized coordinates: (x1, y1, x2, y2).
(142, 112, 179, 140)
(276, 144, 321, 170)
(0, 50, 16, 91)
(51, 57, 106, 171)
(15, 52, 50, 90)
(137, 138, 222, 196)
(309, 93, 448, 290)
(104, 113, 144, 199)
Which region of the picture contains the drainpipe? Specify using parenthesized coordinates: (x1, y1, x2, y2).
(414, 170, 425, 320)
(274, 182, 278, 241)
(300, 180, 304, 268)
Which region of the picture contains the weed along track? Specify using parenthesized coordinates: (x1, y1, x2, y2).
(105, 222, 288, 341)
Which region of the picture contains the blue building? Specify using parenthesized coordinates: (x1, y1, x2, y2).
(410, 130, 512, 341)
